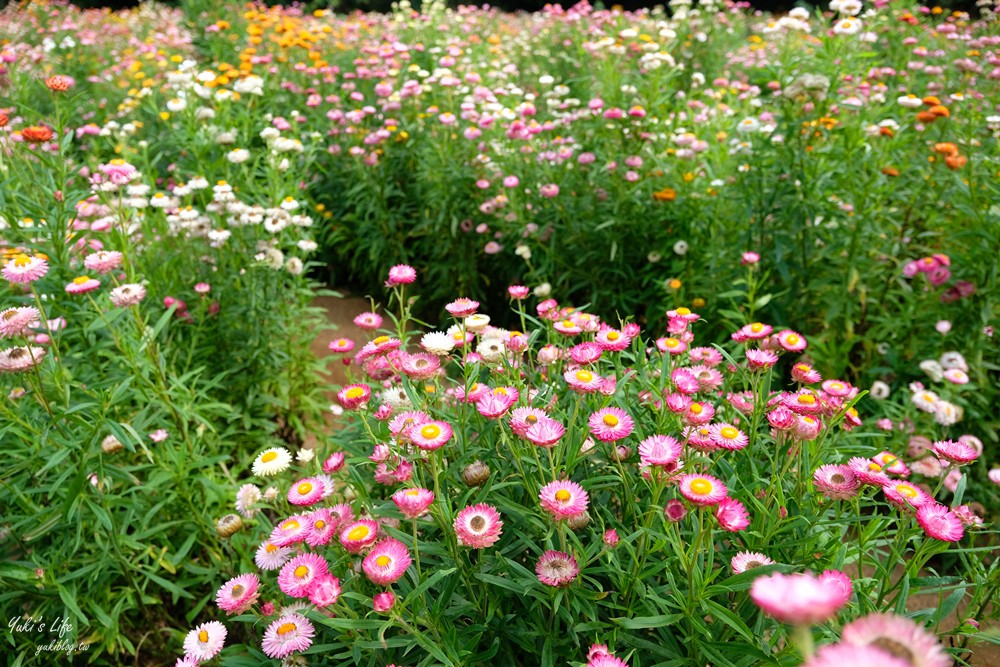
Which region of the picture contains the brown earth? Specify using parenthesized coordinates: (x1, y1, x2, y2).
(312, 294, 1000, 666)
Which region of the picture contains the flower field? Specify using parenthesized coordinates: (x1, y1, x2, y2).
(1, 0, 999, 665)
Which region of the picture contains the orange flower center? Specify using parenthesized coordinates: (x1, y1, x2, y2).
(314, 520, 326, 530)
(277, 622, 297, 636)
(198, 630, 209, 643)
(293, 565, 309, 578)
(555, 489, 571, 502)
(607, 332, 619, 341)
(297, 482, 313, 495)
(690, 404, 703, 414)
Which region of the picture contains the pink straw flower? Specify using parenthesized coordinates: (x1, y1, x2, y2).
(803, 644, 910, 667)
(392, 487, 435, 518)
(386, 264, 417, 286)
(454, 503, 503, 549)
(340, 519, 380, 553)
(445, 297, 479, 318)
(373, 590, 396, 612)
(745, 348, 779, 370)
(0, 307, 40, 339)
(638, 435, 682, 470)
(277, 553, 329, 598)
(715, 497, 750, 531)
(362, 538, 412, 585)
(776, 330, 807, 352)
(83, 250, 123, 275)
(916, 503, 964, 542)
(65, 276, 101, 294)
(932, 440, 978, 465)
(750, 570, 851, 624)
(2, 254, 49, 283)
(328, 338, 355, 353)
(410, 420, 453, 450)
(709, 423, 749, 451)
(678, 474, 728, 506)
(839, 612, 950, 667)
(307, 573, 342, 607)
(524, 417, 566, 448)
(731, 551, 775, 574)
(813, 464, 860, 500)
(536, 550, 580, 587)
(215, 573, 260, 615)
(588, 407, 634, 442)
(539, 480, 589, 519)
(183, 621, 227, 662)
(261, 613, 314, 659)
(287, 477, 326, 506)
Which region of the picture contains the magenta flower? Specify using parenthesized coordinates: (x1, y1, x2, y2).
(750, 570, 851, 624)
(277, 553, 328, 598)
(454, 503, 503, 549)
(588, 407, 634, 442)
(536, 550, 579, 587)
(362, 538, 412, 585)
(261, 613, 314, 659)
(745, 348, 778, 370)
(373, 590, 396, 613)
(678, 474, 728, 506)
(539, 480, 589, 519)
(445, 297, 479, 318)
(715, 497, 750, 531)
(638, 435, 682, 470)
(215, 573, 260, 615)
(307, 573, 342, 607)
(392, 487, 435, 518)
(916, 503, 964, 542)
(386, 264, 417, 286)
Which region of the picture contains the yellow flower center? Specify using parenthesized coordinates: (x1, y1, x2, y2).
(868, 463, 882, 472)
(314, 520, 326, 530)
(786, 334, 799, 344)
(297, 482, 313, 495)
(830, 382, 843, 390)
(602, 414, 619, 427)
(420, 424, 441, 439)
(555, 489, 571, 501)
(261, 451, 278, 463)
(373, 335, 390, 345)
(293, 565, 309, 578)
(405, 489, 420, 497)
(277, 622, 296, 636)
(721, 427, 739, 439)
(562, 319, 575, 327)
(347, 525, 370, 541)
(13, 253, 31, 267)
(676, 307, 691, 315)
(690, 479, 713, 495)
(198, 630, 209, 643)
(494, 388, 508, 396)
(281, 519, 299, 531)
(897, 484, 917, 499)
(605, 331, 620, 342)
(72, 276, 91, 285)
(266, 543, 278, 553)
(375, 555, 391, 567)
(576, 370, 593, 382)
(345, 387, 365, 399)
(797, 395, 816, 405)
(665, 338, 679, 348)
(452, 332, 464, 341)
(690, 404, 703, 414)
(750, 323, 764, 333)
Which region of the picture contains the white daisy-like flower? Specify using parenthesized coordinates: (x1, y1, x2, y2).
(421, 331, 455, 355)
(252, 447, 292, 476)
(235, 483, 262, 518)
(910, 390, 939, 413)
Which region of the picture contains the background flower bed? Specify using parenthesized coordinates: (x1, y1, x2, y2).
(0, 0, 998, 665)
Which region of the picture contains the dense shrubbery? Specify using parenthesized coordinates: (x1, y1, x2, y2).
(0, 0, 998, 665)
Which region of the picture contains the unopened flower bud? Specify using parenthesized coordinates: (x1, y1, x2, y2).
(567, 511, 590, 531)
(462, 460, 491, 487)
(215, 514, 243, 538)
(101, 434, 124, 454)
